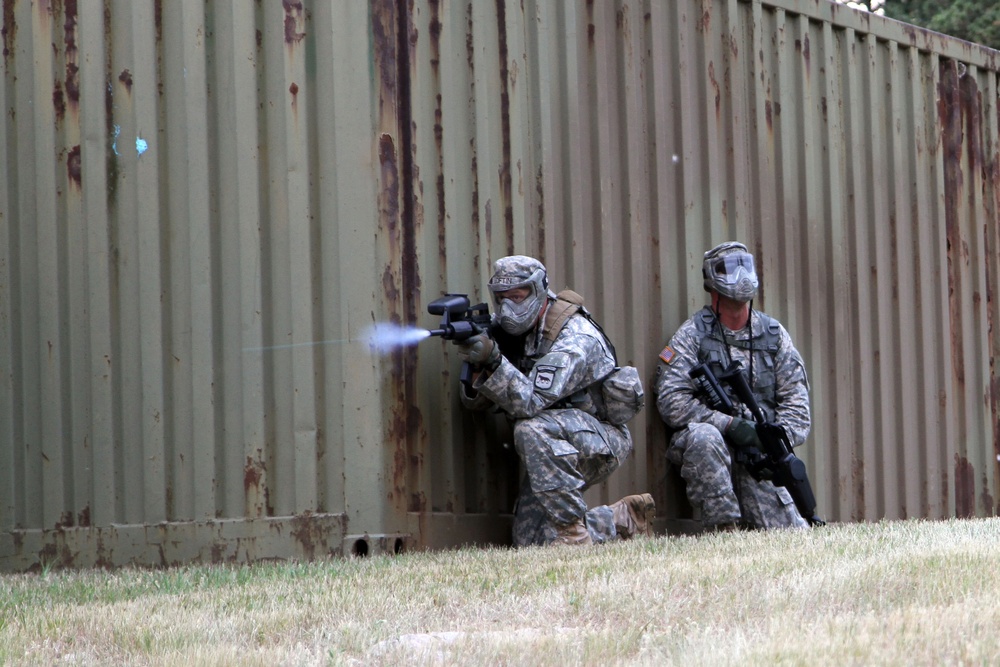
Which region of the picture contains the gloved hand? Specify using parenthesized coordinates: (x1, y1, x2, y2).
(455, 333, 501, 369)
(726, 417, 762, 451)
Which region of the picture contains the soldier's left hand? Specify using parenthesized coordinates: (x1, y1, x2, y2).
(456, 333, 501, 369)
(726, 417, 762, 451)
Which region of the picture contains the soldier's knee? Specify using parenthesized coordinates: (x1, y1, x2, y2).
(685, 422, 725, 445)
(513, 414, 557, 454)
(513, 416, 542, 442)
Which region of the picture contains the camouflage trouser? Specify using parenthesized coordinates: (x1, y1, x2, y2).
(510, 409, 633, 546)
(668, 422, 807, 529)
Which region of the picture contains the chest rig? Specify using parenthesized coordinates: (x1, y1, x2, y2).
(496, 289, 612, 375)
(694, 307, 781, 418)
(495, 290, 625, 419)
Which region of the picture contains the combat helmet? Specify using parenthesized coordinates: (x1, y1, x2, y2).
(488, 255, 550, 335)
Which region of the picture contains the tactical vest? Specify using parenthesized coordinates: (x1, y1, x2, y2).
(694, 307, 781, 419)
(497, 289, 606, 375)
(498, 290, 643, 423)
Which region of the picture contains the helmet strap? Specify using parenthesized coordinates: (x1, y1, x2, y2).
(711, 299, 755, 392)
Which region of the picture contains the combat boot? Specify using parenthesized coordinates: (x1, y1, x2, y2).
(610, 493, 655, 539)
(552, 519, 593, 546)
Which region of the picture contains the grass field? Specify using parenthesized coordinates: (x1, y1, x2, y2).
(1, 518, 998, 665)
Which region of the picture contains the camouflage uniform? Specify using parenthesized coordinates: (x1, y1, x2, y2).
(462, 292, 634, 546)
(653, 306, 811, 529)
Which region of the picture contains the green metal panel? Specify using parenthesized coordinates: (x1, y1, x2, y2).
(1, 0, 999, 571)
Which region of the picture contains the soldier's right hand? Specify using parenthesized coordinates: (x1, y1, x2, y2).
(726, 417, 762, 451)
(455, 333, 501, 370)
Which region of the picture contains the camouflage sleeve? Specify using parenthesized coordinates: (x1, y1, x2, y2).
(653, 318, 733, 434)
(773, 324, 811, 447)
(458, 378, 494, 411)
(473, 319, 615, 419)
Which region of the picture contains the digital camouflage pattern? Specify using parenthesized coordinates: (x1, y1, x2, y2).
(462, 305, 633, 545)
(654, 306, 811, 529)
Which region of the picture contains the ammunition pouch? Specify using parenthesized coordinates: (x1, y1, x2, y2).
(541, 289, 644, 425)
(600, 366, 645, 424)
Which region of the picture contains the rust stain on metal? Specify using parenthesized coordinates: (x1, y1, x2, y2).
(153, 0, 162, 41)
(429, 0, 441, 72)
(243, 455, 265, 493)
(67, 144, 81, 186)
(990, 132, 1000, 504)
(411, 490, 426, 513)
(371, 0, 397, 121)
(377, 123, 412, 509)
(290, 512, 334, 559)
(2, 0, 16, 59)
(432, 39, 445, 266)
(697, 5, 710, 33)
(77, 504, 90, 527)
(282, 0, 306, 45)
(394, 0, 425, 512)
(289, 81, 299, 116)
(536, 164, 545, 251)
(709, 62, 720, 120)
(981, 479, 996, 516)
(379, 134, 400, 234)
(118, 68, 133, 93)
(796, 35, 810, 76)
(495, 0, 514, 251)
(65, 62, 80, 104)
(939, 61, 966, 392)
(851, 454, 865, 520)
(53, 83, 66, 120)
(63, 0, 79, 105)
(378, 134, 401, 309)
(954, 454, 975, 517)
(586, 0, 594, 44)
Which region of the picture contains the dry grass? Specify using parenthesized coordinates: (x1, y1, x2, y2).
(1, 518, 998, 666)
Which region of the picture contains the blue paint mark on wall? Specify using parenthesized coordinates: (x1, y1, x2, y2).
(136, 137, 148, 156)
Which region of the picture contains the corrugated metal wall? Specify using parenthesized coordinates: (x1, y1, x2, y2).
(1, 0, 998, 571)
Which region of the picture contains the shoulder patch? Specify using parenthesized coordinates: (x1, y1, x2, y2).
(659, 345, 677, 364)
(534, 365, 559, 390)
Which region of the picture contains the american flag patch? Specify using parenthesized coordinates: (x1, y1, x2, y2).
(659, 345, 676, 364)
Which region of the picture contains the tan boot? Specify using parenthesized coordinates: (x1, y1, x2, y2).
(611, 493, 655, 539)
(552, 519, 593, 546)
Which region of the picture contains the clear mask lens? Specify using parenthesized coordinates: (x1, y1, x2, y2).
(714, 253, 754, 279)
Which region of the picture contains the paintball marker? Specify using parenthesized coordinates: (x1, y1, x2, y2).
(427, 294, 493, 387)
(689, 360, 825, 526)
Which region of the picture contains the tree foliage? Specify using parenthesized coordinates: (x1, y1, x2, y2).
(880, 0, 1000, 51)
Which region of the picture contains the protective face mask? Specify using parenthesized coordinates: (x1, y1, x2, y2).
(497, 294, 543, 335)
(712, 253, 758, 301)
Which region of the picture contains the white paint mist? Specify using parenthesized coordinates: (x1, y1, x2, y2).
(366, 323, 432, 354)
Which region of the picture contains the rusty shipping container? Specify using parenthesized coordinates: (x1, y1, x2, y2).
(0, 0, 998, 571)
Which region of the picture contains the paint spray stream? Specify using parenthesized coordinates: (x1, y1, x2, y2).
(242, 339, 349, 353)
(241, 323, 433, 354)
(365, 322, 432, 354)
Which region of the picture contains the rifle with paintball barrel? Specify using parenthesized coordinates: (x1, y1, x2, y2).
(689, 360, 825, 526)
(427, 294, 493, 387)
